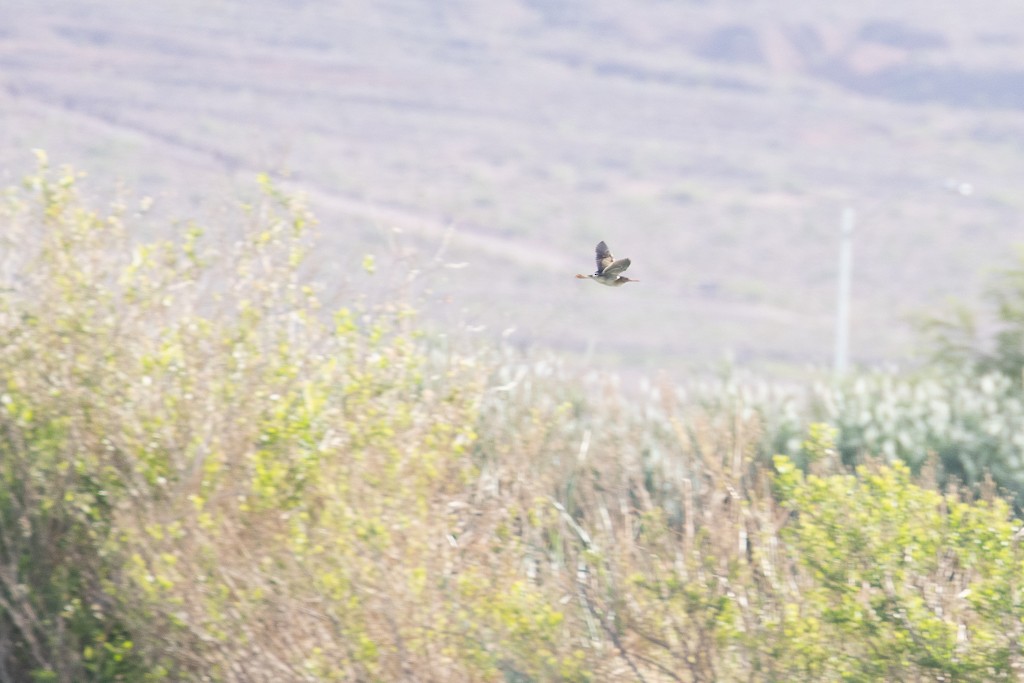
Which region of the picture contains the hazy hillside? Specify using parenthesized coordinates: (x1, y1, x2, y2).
(4, 0, 1024, 375)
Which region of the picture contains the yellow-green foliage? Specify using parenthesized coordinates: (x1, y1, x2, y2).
(3, 156, 1024, 682)
(0, 156, 573, 681)
(774, 454, 1021, 681)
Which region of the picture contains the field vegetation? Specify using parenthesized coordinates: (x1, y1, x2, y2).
(2, 160, 1024, 681)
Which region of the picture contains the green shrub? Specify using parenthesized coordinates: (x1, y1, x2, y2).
(919, 249, 1024, 381)
(4, 155, 1024, 682)
(0, 154, 151, 680)
(774, 454, 1023, 681)
(813, 370, 1024, 503)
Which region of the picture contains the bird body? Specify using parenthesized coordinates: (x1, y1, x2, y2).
(575, 240, 638, 286)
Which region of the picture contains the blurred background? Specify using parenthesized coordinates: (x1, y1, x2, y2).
(4, 0, 1024, 377)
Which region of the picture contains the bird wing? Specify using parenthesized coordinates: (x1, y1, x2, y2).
(602, 257, 631, 277)
(595, 241, 614, 274)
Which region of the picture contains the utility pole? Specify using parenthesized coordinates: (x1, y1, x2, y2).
(834, 207, 855, 377)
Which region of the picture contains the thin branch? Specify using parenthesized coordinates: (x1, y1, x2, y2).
(579, 584, 648, 683)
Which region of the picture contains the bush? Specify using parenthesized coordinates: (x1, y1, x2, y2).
(918, 249, 1024, 381)
(815, 370, 1024, 501)
(3, 155, 1024, 681)
(774, 454, 1023, 681)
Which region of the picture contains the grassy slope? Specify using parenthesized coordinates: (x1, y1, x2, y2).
(3, 0, 1024, 375)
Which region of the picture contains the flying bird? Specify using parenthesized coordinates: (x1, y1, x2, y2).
(575, 240, 639, 286)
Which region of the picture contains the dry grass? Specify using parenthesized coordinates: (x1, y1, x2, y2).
(1, 160, 1023, 682)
